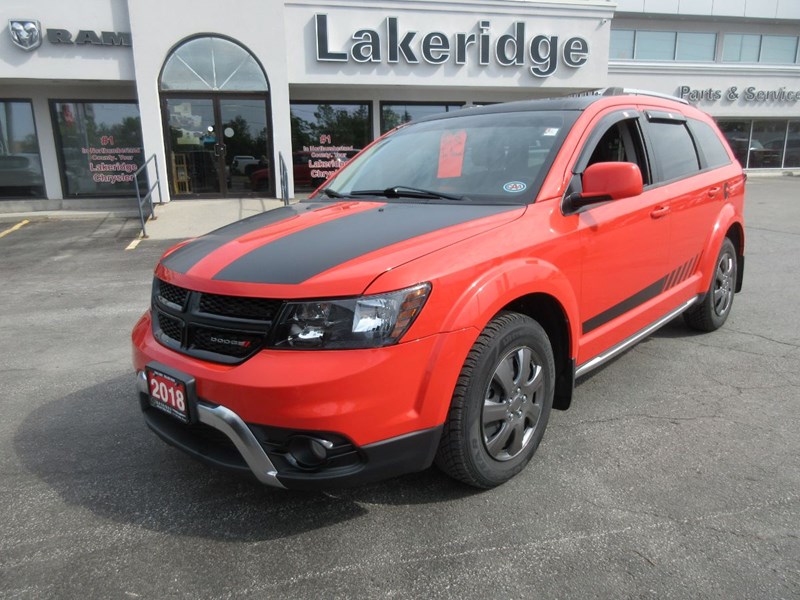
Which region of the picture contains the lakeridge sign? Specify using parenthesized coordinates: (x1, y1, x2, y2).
(314, 14, 589, 78)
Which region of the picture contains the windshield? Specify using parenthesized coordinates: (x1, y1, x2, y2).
(320, 109, 576, 204)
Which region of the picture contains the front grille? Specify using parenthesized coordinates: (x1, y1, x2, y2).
(151, 278, 283, 364)
(157, 280, 189, 309)
(156, 310, 183, 344)
(199, 292, 281, 321)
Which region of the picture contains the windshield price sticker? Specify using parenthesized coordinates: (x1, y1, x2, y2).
(437, 130, 467, 179)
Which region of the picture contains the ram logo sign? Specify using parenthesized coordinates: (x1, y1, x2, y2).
(8, 20, 42, 52)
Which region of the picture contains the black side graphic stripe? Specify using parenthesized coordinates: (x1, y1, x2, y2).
(214, 203, 519, 285)
(161, 203, 328, 274)
(586, 252, 703, 334)
(583, 278, 667, 335)
(663, 266, 679, 292)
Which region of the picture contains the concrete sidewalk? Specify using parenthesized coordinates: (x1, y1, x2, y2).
(141, 197, 288, 240)
(0, 196, 297, 241)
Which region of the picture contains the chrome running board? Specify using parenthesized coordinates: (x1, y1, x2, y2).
(575, 297, 698, 378)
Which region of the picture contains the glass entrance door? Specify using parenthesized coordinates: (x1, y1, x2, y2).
(220, 98, 271, 195)
(164, 96, 272, 197)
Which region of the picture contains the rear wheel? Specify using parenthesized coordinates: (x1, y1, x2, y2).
(684, 237, 737, 332)
(435, 311, 554, 488)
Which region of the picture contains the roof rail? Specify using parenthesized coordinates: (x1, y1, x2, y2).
(599, 87, 690, 105)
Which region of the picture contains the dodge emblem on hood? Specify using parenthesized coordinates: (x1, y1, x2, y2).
(9, 20, 42, 52)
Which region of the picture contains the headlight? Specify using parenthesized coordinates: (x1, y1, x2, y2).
(271, 283, 431, 349)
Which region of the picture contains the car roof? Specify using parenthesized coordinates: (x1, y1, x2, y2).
(413, 90, 691, 124)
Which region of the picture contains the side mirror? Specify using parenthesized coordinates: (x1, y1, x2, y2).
(583, 161, 643, 200)
(565, 162, 644, 213)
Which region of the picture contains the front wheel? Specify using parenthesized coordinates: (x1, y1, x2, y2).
(684, 237, 738, 332)
(435, 311, 554, 488)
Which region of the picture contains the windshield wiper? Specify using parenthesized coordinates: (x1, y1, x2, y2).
(320, 188, 346, 198)
(350, 186, 465, 201)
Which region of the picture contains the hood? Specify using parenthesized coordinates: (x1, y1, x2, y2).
(157, 200, 524, 298)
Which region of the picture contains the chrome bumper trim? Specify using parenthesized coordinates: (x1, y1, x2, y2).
(575, 297, 697, 378)
(136, 370, 285, 489)
(196, 403, 286, 489)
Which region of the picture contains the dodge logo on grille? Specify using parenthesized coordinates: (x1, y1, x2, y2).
(210, 336, 251, 348)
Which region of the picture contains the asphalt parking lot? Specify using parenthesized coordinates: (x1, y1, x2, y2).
(1, 178, 798, 599)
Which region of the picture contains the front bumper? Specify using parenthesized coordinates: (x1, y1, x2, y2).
(133, 311, 475, 489)
(136, 372, 442, 489)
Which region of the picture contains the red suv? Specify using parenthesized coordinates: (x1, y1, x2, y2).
(132, 91, 745, 489)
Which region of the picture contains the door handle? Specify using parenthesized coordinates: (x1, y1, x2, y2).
(650, 206, 670, 219)
(708, 187, 720, 198)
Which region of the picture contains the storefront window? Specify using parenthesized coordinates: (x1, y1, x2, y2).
(722, 34, 761, 62)
(635, 31, 676, 60)
(53, 102, 145, 196)
(676, 32, 716, 61)
(0, 100, 44, 198)
(722, 34, 799, 63)
(290, 102, 371, 190)
(716, 119, 800, 169)
(759, 35, 798, 64)
(785, 122, 800, 168)
(717, 120, 752, 167)
(609, 30, 634, 59)
(380, 103, 464, 134)
(749, 121, 788, 168)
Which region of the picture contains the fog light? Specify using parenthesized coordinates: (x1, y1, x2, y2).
(288, 436, 333, 469)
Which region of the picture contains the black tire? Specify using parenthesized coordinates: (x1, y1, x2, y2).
(684, 237, 737, 332)
(435, 311, 554, 488)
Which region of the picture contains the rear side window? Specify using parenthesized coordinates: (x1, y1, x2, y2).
(687, 119, 733, 169)
(647, 121, 701, 182)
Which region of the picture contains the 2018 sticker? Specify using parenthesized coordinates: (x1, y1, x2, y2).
(503, 181, 527, 193)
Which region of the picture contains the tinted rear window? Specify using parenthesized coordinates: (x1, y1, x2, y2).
(687, 119, 733, 169)
(647, 121, 701, 181)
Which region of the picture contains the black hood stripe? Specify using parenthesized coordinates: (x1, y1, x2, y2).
(161, 203, 328, 274)
(214, 203, 519, 285)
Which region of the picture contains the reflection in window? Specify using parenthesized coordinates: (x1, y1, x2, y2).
(0, 101, 44, 198)
(785, 122, 800, 168)
(161, 36, 268, 92)
(716, 119, 800, 169)
(290, 102, 372, 189)
(716, 120, 751, 166)
(53, 102, 144, 196)
(749, 121, 788, 169)
(380, 103, 464, 134)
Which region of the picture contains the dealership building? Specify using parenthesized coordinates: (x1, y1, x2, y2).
(1, 0, 799, 209)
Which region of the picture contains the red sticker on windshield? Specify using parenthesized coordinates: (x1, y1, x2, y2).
(437, 130, 467, 178)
